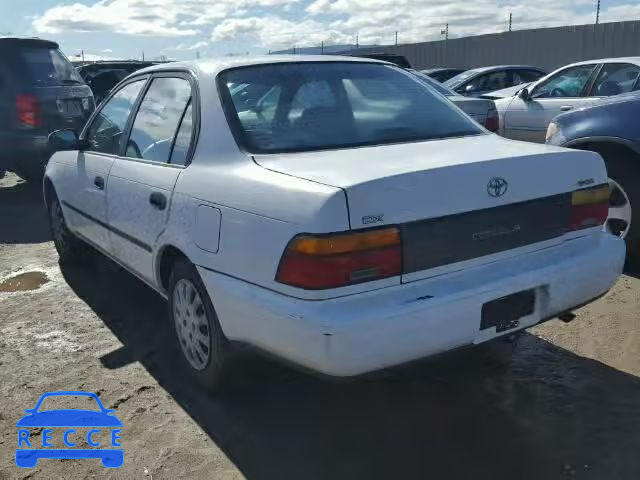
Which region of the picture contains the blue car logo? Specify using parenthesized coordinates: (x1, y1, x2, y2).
(16, 391, 123, 468)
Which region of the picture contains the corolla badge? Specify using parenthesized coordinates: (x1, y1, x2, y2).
(487, 177, 508, 198)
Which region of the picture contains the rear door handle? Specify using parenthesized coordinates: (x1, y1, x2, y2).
(94, 176, 105, 190)
(560, 105, 573, 111)
(149, 192, 167, 210)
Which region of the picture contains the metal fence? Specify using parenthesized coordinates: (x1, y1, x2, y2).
(340, 20, 640, 71)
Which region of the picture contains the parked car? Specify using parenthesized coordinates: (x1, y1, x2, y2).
(76, 61, 160, 105)
(444, 65, 546, 97)
(496, 57, 640, 143)
(0, 37, 94, 181)
(546, 91, 640, 262)
(409, 70, 499, 131)
(420, 67, 466, 83)
(349, 53, 411, 68)
(43, 56, 624, 388)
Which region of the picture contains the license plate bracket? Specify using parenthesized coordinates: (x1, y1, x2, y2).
(481, 289, 536, 332)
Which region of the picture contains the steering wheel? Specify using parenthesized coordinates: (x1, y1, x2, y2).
(550, 87, 569, 97)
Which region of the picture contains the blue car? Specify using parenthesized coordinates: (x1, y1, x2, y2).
(16, 391, 123, 468)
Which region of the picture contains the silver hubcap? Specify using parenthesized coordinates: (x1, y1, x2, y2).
(605, 178, 632, 239)
(173, 279, 210, 371)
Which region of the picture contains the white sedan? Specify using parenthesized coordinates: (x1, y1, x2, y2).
(43, 56, 625, 388)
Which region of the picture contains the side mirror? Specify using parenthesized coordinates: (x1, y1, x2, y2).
(518, 87, 531, 101)
(464, 84, 476, 94)
(49, 129, 81, 152)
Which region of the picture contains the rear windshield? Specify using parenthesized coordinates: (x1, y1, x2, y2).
(219, 62, 484, 154)
(20, 47, 84, 86)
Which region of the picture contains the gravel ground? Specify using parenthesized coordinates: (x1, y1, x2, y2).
(1, 171, 640, 480)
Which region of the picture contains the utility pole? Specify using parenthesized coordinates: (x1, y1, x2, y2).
(441, 23, 449, 40)
(356, 33, 359, 49)
(292, 45, 296, 55)
(395, 31, 398, 46)
(508, 13, 512, 32)
(595, 0, 600, 24)
(81, 49, 85, 62)
(141, 50, 145, 61)
(321, 40, 324, 54)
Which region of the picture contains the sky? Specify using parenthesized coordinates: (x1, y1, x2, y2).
(1, 0, 639, 61)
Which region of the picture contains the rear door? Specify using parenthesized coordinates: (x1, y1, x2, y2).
(17, 43, 94, 132)
(587, 62, 640, 97)
(503, 63, 601, 143)
(106, 73, 196, 282)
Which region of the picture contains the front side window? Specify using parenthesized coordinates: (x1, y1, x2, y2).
(532, 64, 597, 99)
(591, 63, 640, 96)
(219, 63, 483, 154)
(85, 79, 146, 155)
(125, 77, 192, 163)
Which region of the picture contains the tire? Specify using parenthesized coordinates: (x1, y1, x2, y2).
(600, 153, 640, 266)
(168, 259, 229, 390)
(48, 196, 91, 265)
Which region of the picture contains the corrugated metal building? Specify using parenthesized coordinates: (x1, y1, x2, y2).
(340, 20, 640, 71)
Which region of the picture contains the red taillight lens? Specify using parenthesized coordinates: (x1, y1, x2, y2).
(16, 94, 40, 127)
(276, 227, 402, 289)
(484, 107, 499, 132)
(570, 184, 609, 231)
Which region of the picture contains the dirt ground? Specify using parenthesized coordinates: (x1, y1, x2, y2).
(1, 171, 640, 480)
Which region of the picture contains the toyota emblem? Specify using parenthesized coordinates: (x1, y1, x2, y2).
(487, 177, 508, 197)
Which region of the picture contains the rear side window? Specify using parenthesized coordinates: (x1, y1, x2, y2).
(220, 62, 483, 154)
(513, 69, 544, 83)
(125, 77, 192, 163)
(19, 47, 83, 86)
(590, 63, 640, 96)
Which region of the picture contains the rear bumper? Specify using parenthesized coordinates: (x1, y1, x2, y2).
(0, 131, 50, 174)
(199, 232, 625, 376)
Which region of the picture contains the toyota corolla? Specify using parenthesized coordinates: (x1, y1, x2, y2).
(42, 56, 625, 388)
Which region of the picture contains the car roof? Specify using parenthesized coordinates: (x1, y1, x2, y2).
(466, 65, 544, 74)
(133, 55, 389, 77)
(0, 36, 58, 48)
(562, 56, 640, 67)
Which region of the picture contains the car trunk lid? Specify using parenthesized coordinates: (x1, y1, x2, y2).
(255, 135, 606, 281)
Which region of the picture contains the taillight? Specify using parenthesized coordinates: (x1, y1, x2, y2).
(16, 94, 40, 127)
(484, 107, 499, 132)
(570, 184, 609, 231)
(276, 227, 402, 289)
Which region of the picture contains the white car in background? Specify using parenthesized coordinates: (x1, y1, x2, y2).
(495, 57, 640, 143)
(43, 57, 624, 389)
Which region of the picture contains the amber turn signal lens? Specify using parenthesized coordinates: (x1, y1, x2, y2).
(288, 227, 400, 256)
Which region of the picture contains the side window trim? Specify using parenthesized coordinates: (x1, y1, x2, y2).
(584, 63, 605, 97)
(120, 70, 200, 168)
(168, 97, 191, 164)
(80, 75, 150, 149)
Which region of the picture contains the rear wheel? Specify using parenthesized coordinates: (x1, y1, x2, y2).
(168, 259, 229, 390)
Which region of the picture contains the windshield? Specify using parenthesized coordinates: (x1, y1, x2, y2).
(444, 69, 478, 88)
(220, 62, 483, 154)
(20, 47, 84, 86)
